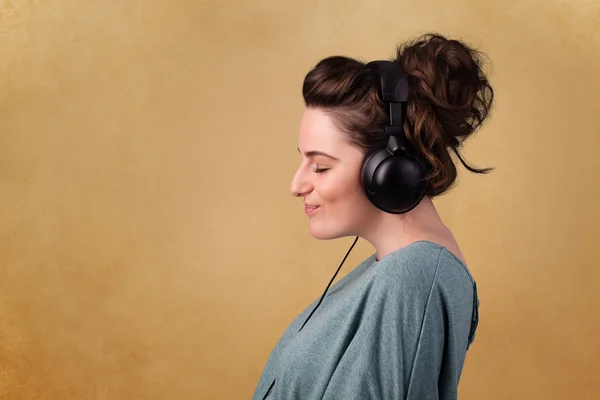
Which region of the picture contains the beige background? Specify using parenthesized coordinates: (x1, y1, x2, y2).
(1, 0, 599, 399)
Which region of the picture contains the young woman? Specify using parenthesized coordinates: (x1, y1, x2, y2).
(253, 32, 494, 400)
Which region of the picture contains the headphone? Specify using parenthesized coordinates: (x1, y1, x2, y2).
(361, 60, 430, 214)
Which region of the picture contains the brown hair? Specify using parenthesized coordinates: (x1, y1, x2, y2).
(302, 32, 495, 197)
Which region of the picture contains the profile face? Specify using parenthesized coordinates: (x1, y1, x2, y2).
(290, 108, 377, 240)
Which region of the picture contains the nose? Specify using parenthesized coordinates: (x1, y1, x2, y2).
(290, 165, 313, 197)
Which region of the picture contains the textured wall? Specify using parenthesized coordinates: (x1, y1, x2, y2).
(1, 0, 599, 399)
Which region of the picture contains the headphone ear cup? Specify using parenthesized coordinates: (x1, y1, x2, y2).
(361, 141, 388, 203)
(361, 145, 429, 214)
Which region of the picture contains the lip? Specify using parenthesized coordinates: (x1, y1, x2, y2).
(304, 205, 320, 215)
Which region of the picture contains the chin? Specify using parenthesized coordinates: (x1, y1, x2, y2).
(309, 231, 339, 240)
(308, 222, 352, 241)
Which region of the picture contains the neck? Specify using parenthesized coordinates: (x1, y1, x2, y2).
(361, 197, 450, 261)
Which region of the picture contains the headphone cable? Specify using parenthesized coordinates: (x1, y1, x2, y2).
(298, 235, 359, 332)
(262, 236, 361, 399)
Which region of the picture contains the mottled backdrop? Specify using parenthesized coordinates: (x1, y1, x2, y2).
(1, 0, 599, 399)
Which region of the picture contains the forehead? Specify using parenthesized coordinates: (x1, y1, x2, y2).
(298, 108, 347, 152)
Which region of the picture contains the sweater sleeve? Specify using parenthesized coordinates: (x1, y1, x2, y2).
(320, 248, 477, 400)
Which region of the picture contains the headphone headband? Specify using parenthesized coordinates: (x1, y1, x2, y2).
(366, 60, 410, 143)
(365, 60, 410, 103)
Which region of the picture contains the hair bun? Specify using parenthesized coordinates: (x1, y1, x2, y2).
(396, 33, 495, 195)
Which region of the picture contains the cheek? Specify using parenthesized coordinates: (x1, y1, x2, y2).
(307, 170, 374, 239)
(318, 172, 364, 209)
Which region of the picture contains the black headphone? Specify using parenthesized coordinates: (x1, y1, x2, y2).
(361, 60, 430, 214)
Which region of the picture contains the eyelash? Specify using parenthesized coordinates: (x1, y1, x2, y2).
(313, 167, 329, 174)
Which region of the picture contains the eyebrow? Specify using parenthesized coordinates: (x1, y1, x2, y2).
(297, 148, 340, 161)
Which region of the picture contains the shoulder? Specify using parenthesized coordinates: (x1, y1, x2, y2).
(371, 240, 475, 297)
(368, 240, 479, 349)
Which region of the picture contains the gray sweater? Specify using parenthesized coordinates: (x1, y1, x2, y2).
(252, 240, 480, 400)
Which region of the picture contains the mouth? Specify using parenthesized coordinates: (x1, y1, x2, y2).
(304, 205, 320, 215)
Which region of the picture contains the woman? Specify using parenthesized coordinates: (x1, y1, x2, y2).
(253, 32, 493, 400)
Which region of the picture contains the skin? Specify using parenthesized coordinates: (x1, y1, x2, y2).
(290, 107, 466, 264)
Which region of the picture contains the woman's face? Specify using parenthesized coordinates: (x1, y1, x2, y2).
(290, 107, 378, 240)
